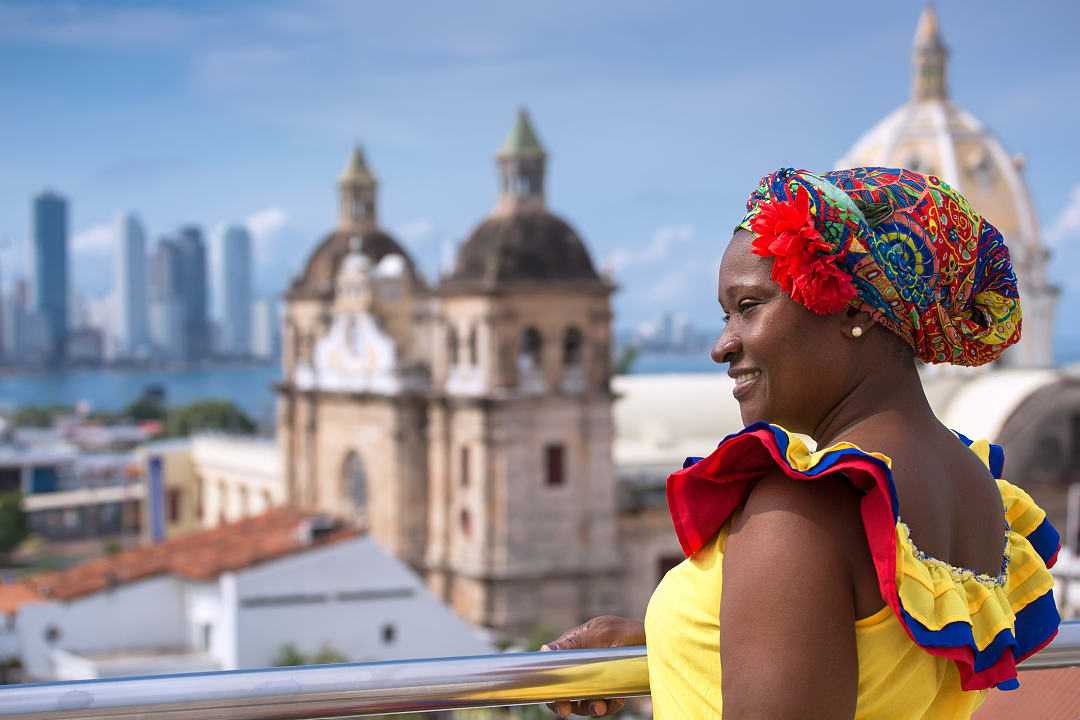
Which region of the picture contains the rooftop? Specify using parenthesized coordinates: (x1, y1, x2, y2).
(0, 509, 359, 611)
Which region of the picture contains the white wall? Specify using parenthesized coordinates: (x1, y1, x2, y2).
(18, 576, 187, 680)
(232, 537, 491, 668)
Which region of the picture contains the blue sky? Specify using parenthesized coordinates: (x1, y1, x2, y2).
(2, 1, 1079, 360)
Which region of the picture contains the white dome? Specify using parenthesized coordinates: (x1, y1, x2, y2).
(835, 6, 1057, 368)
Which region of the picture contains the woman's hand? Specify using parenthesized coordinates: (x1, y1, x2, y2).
(541, 615, 645, 718)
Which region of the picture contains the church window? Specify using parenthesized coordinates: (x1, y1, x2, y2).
(467, 326, 479, 365)
(563, 327, 583, 366)
(447, 326, 460, 366)
(545, 443, 565, 487)
(460, 446, 470, 488)
(519, 327, 543, 371)
(460, 508, 472, 537)
(342, 452, 368, 514)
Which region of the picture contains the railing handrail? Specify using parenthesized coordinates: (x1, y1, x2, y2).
(1, 621, 1077, 719)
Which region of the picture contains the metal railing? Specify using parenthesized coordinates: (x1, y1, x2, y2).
(1, 621, 1077, 719)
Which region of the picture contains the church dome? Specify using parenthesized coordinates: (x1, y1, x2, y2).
(836, 6, 1058, 368)
(836, 7, 1039, 261)
(442, 108, 606, 290)
(448, 210, 601, 285)
(287, 228, 422, 300)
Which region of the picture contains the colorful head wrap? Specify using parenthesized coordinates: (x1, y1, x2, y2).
(737, 167, 1022, 366)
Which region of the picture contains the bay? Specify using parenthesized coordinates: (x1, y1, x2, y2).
(0, 353, 719, 422)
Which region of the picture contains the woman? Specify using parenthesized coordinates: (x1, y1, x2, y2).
(545, 167, 1061, 719)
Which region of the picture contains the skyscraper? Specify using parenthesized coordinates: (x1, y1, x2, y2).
(115, 213, 149, 358)
(218, 225, 253, 356)
(175, 226, 209, 361)
(149, 237, 184, 360)
(32, 191, 69, 363)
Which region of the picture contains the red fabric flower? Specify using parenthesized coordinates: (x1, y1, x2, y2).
(749, 186, 856, 315)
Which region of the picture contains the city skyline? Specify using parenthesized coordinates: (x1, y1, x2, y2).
(2, 2, 1079, 362)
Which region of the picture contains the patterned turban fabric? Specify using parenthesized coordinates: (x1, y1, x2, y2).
(737, 167, 1022, 366)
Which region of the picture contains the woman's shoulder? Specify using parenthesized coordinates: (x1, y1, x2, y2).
(664, 421, 1062, 692)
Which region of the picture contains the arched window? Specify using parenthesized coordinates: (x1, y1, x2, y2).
(342, 451, 368, 514)
(563, 327, 583, 366)
(518, 327, 543, 371)
(446, 325, 460, 366)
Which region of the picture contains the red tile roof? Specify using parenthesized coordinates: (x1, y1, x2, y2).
(0, 509, 358, 613)
(975, 668, 1080, 719)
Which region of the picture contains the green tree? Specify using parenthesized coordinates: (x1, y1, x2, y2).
(164, 400, 256, 437)
(123, 396, 167, 423)
(311, 643, 348, 664)
(0, 493, 29, 560)
(11, 404, 70, 428)
(271, 643, 307, 667)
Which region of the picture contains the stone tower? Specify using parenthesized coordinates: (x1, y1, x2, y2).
(426, 109, 622, 633)
(277, 146, 431, 568)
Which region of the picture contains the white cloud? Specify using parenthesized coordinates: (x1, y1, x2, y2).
(72, 222, 115, 252)
(1048, 184, 1080, 247)
(604, 224, 695, 275)
(245, 207, 289, 243)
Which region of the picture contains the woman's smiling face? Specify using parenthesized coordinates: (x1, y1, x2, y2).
(713, 230, 860, 432)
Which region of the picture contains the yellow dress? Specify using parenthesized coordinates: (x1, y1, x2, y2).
(644, 423, 1060, 719)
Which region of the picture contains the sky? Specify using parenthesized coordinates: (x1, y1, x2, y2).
(2, 1, 1079, 360)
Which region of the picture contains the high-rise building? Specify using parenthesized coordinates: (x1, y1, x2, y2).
(219, 225, 253, 357)
(175, 226, 210, 361)
(149, 237, 185, 360)
(115, 213, 149, 358)
(32, 191, 69, 363)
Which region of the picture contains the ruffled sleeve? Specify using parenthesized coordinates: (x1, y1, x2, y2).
(665, 422, 1061, 692)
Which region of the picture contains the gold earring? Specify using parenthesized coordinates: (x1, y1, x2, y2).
(851, 326, 864, 338)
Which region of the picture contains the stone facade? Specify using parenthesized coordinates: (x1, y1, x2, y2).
(277, 114, 622, 635)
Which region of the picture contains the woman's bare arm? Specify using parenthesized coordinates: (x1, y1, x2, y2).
(720, 471, 861, 719)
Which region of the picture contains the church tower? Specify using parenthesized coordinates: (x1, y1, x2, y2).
(277, 145, 430, 567)
(427, 109, 622, 633)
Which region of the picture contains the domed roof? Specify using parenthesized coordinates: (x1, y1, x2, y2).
(836, 7, 1039, 260)
(288, 228, 422, 300)
(446, 210, 602, 286)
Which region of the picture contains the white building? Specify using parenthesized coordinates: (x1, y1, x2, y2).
(114, 213, 149, 359)
(0, 510, 491, 680)
(217, 225, 254, 357)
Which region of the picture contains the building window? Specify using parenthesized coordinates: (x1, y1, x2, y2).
(381, 623, 396, 645)
(201, 623, 213, 652)
(466, 326, 479, 365)
(563, 327, 583, 366)
(44, 625, 61, 644)
(342, 451, 368, 515)
(262, 490, 273, 510)
(195, 478, 204, 521)
(167, 488, 182, 524)
(218, 481, 228, 523)
(459, 446, 470, 488)
(447, 326, 460, 366)
(460, 508, 471, 538)
(519, 327, 543, 371)
(545, 444, 565, 487)
(238, 487, 249, 517)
